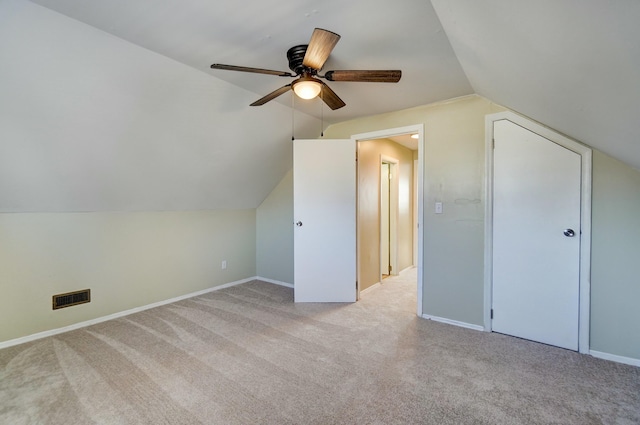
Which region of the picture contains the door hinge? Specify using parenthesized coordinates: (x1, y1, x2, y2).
(355, 152, 358, 162)
(389, 265, 392, 272)
(492, 138, 495, 149)
(490, 309, 494, 319)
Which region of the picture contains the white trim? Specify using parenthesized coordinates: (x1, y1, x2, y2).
(413, 158, 419, 267)
(351, 124, 425, 317)
(256, 277, 294, 288)
(590, 350, 640, 368)
(359, 282, 381, 296)
(422, 314, 485, 332)
(0, 276, 256, 350)
(484, 111, 592, 353)
(380, 154, 399, 278)
(483, 116, 494, 333)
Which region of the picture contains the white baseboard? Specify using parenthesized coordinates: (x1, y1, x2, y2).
(399, 266, 416, 275)
(256, 277, 294, 288)
(422, 314, 485, 332)
(359, 282, 381, 296)
(0, 276, 256, 350)
(590, 350, 640, 368)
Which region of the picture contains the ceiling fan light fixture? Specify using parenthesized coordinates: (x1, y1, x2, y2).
(293, 78, 322, 100)
(211, 28, 400, 110)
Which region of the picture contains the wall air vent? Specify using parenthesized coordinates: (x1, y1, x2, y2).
(52, 289, 91, 310)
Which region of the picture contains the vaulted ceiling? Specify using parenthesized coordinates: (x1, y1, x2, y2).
(1, 0, 638, 212)
(29, 0, 474, 123)
(431, 0, 640, 171)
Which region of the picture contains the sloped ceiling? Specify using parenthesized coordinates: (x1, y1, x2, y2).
(2, 0, 639, 213)
(28, 0, 472, 123)
(431, 0, 640, 170)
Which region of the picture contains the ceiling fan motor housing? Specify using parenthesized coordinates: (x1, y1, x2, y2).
(287, 45, 310, 75)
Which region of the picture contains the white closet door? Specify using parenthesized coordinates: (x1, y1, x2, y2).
(492, 120, 581, 350)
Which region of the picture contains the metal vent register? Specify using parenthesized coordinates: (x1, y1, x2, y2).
(52, 289, 91, 310)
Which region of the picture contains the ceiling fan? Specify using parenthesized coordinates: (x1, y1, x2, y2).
(211, 28, 401, 110)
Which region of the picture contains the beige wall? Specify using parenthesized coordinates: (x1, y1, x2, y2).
(325, 95, 505, 326)
(256, 170, 294, 284)
(323, 94, 640, 362)
(590, 152, 640, 360)
(0, 210, 256, 343)
(26, 94, 628, 361)
(358, 139, 414, 291)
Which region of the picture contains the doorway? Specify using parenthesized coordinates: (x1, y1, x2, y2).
(484, 112, 592, 353)
(352, 125, 424, 317)
(291, 126, 424, 314)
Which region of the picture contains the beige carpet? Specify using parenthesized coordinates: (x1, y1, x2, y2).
(1, 269, 639, 424)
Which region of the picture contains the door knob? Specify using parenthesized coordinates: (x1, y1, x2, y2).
(295, 221, 303, 227)
(563, 229, 575, 237)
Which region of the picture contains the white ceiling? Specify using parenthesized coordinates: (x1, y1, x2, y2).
(3, 0, 639, 212)
(29, 0, 473, 124)
(431, 0, 640, 170)
(28, 0, 640, 170)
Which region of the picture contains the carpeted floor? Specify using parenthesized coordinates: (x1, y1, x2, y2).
(1, 269, 639, 424)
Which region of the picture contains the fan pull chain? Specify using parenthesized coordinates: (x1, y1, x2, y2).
(291, 92, 295, 141)
(320, 91, 324, 138)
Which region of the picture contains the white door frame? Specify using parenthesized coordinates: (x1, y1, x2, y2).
(352, 124, 425, 317)
(380, 155, 399, 278)
(484, 111, 592, 353)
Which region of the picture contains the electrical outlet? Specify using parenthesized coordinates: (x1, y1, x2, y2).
(435, 202, 443, 214)
(221, 260, 227, 270)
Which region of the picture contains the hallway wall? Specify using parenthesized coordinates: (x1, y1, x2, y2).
(358, 139, 414, 291)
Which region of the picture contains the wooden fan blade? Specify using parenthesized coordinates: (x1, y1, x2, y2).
(250, 84, 292, 106)
(324, 70, 402, 82)
(211, 64, 293, 77)
(319, 81, 346, 110)
(303, 28, 341, 70)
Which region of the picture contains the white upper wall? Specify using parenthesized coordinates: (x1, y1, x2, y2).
(0, 0, 319, 212)
(431, 0, 640, 170)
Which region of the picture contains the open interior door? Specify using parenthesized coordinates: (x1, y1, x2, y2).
(293, 139, 356, 302)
